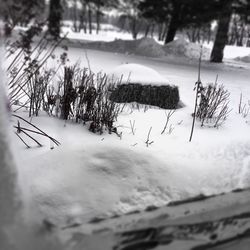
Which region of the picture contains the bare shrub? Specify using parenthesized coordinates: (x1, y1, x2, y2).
(7, 26, 68, 108)
(161, 109, 176, 134)
(238, 93, 250, 118)
(13, 114, 60, 149)
(28, 69, 53, 117)
(46, 66, 122, 135)
(196, 83, 231, 128)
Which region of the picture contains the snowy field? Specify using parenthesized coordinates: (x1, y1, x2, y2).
(8, 30, 250, 227)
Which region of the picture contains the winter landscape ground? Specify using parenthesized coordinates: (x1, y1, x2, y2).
(2, 3, 250, 248)
(8, 28, 250, 230)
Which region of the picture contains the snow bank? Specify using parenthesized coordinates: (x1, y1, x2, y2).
(134, 37, 166, 57)
(85, 37, 166, 58)
(204, 42, 250, 60)
(18, 137, 250, 227)
(20, 145, 186, 225)
(108, 63, 169, 85)
(83, 37, 211, 60)
(234, 54, 250, 63)
(164, 38, 211, 60)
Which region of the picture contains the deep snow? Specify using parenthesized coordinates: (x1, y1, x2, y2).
(10, 45, 250, 227)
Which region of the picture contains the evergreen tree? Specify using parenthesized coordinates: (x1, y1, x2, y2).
(118, 0, 142, 39)
(211, 0, 250, 62)
(1, 0, 45, 36)
(92, 0, 118, 34)
(139, 0, 219, 44)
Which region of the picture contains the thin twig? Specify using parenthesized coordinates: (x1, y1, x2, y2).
(15, 132, 30, 148)
(161, 109, 176, 134)
(18, 128, 43, 147)
(129, 120, 136, 135)
(189, 46, 202, 142)
(145, 126, 153, 147)
(12, 114, 61, 145)
(13, 126, 60, 146)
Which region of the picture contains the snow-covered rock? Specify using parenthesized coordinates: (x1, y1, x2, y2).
(108, 63, 169, 85)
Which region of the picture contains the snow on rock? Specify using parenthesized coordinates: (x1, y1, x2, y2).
(108, 63, 169, 85)
(164, 38, 211, 60)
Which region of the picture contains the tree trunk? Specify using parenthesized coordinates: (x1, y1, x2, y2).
(158, 23, 163, 41)
(247, 32, 250, 47)
(191, 28, 196, 43)
(48, 0, 62, 40)
(88, 5, 92, 34)
(207, 24, 211, 44)
(96, 2, 101, 34)
(80, 3, 87, 33)
(197, 28, 201, 43)
(73, 0, 78, 32)
(229, 16, 237, 45)
(131, 18, 137, 39)
(150, 23, 155, 37)
(162, 22, 168, 41)
(237, 23, 244, 47)
(144, 23, 150, 37)
(210, 1, 232, 63)
(164, 10, 179, 44)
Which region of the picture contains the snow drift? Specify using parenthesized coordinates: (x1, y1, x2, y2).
(82, 37, 211, 60)
(84, 37, 166, 58)
(163, 37, 211, 60)
(234, 54, 250, 63)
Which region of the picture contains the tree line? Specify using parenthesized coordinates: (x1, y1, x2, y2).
(1, 0, 250, 63)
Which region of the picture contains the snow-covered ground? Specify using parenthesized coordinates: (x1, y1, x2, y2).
(61, 24, 250, 62)
(10, 43, 250, 227)
(62, 24, 133, 42)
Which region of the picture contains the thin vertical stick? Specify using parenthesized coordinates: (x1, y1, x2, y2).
(189, 46, 202, 142)
(145, 126, 153, 147)
(239, 93, 242, 114)
(215, 74, 218, 85)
